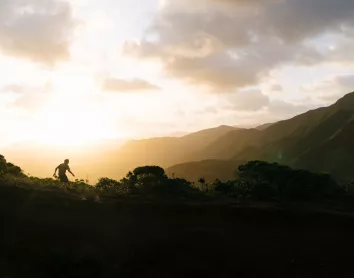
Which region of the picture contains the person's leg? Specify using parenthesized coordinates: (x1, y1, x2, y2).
(63, 178, 68, 191)
(59, 175, 69, 191)
(64, 175, 71, 191)
(59, 176, 64, 190)
(61, 182, 66, 191)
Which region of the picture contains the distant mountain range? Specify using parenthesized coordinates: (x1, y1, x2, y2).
(102, 92, 354, 182)
(3, 92, 354, 183)
(2, 125, 239, 182)
(167, 92, 354, 182)
(102, 125, 239, 175)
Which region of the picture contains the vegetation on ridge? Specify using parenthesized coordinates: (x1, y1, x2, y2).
(1, 154, 354, 208)
(2, 154, 354, 278)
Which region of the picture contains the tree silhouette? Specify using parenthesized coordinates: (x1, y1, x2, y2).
(6, 163, 24, 177)
(237, 161, 337, 200)
(0, 155, 25, 178)
(96, 178, 122, 194)
(0, 155, 7, 176)
(133, 166, 166, 178)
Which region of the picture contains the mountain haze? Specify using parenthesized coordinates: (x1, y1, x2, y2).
(106, 125, 238, 171)
(255, 123, 274, 131)
(168, 92, 354, 181)
(4, 92, 354, 183)
(3, 125, 238, 182)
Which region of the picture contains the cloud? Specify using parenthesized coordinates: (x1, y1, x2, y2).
(303, 74, 354, 103)
(336, 75, 354, 88)
(0, 83, 52, 110)
(271, 84, 283, 92)
(267, 99, 314, 117)
(260, 0, 354, 42)
(220, 89, 317, 121)
(124, 0, 354, 92)
(329, 36, 354, 64)
(125, 38, 322, 92)
(225, 90, 270, 111)
(159, 0, 280, 13)
(0, 84, 25, 94)
(102, 78, 160, 92)
(11, 93, 50, 110)
(203, 106, 219, 114)
(0, 0, 75, 64)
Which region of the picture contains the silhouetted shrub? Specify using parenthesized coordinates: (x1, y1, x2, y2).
(96, 178, 121, 194)
(214, 180, 236, 194)
(157, 178, 201, 198)
(0, 154, 347, 204)
(251, 181, 277, 201)
(0, 155, 7, 176)
(0, 155, 26, 180)
(133, 166, 166, 179)
(237, 161, 338, 201)
(6, 163, 24, 177)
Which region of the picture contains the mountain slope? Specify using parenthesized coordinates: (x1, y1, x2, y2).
(109, 125, 239, 171)
(256, 123, 274, 130)
(190, 128, 261, 161)
(169, 92, 354, 181)
(235, 92, 354, 166)
(180, 125, 238, 150)
(294, 117, 354, 180)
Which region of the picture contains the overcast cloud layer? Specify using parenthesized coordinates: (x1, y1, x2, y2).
(124, 0, 354, 91)
(103, 78, 160, 92)
(0, 0, 354, 147)
(0, 0, 74, 64)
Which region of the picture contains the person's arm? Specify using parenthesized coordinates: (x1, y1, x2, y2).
(53, 166, 58, 177)
(67, 166, 75, 177)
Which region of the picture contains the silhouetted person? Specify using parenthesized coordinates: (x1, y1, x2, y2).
(53, 159, 75, 191)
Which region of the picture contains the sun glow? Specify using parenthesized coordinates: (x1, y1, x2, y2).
(28, 94, 123, 147)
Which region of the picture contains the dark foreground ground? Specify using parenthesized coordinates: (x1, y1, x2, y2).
(2, 185, 354, 277)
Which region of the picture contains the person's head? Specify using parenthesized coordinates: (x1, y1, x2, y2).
(64, 159, 69, 164)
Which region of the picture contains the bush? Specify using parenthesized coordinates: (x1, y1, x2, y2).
(0, 155, 348, 205)
(251, 181, 277, 201)
(96, 178, 122, 194)
(158, 178, 200, 198)
(237, 161, 338, 201)
(0, 155, 25, 178)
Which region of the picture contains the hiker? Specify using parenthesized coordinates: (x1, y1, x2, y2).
(53, 159, 75, 190)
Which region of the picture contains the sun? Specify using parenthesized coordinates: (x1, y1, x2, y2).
(31, 95, 121, 147)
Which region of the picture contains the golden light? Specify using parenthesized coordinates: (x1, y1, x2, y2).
(30, 94, 122, 147)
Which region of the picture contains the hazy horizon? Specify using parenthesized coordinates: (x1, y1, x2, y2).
(1, 0, 354, 149)
(1, 0, 354, 183)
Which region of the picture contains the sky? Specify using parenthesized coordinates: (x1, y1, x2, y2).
(1, 0, 354, 148)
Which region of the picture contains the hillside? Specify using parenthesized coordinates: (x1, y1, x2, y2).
(99, 125, 239, 174)
(3, 145, 354, 277)
(235, 92, 354, 176)
(255, 123, 274, 130)
(168, 92, 354, 181)
(193, 128, 261, 161)
(3, 183, 354, 277)
(294, 119, 354, 180)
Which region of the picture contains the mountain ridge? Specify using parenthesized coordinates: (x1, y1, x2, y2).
(4, 92, 354, 183)
(167, 91, 354, 181)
